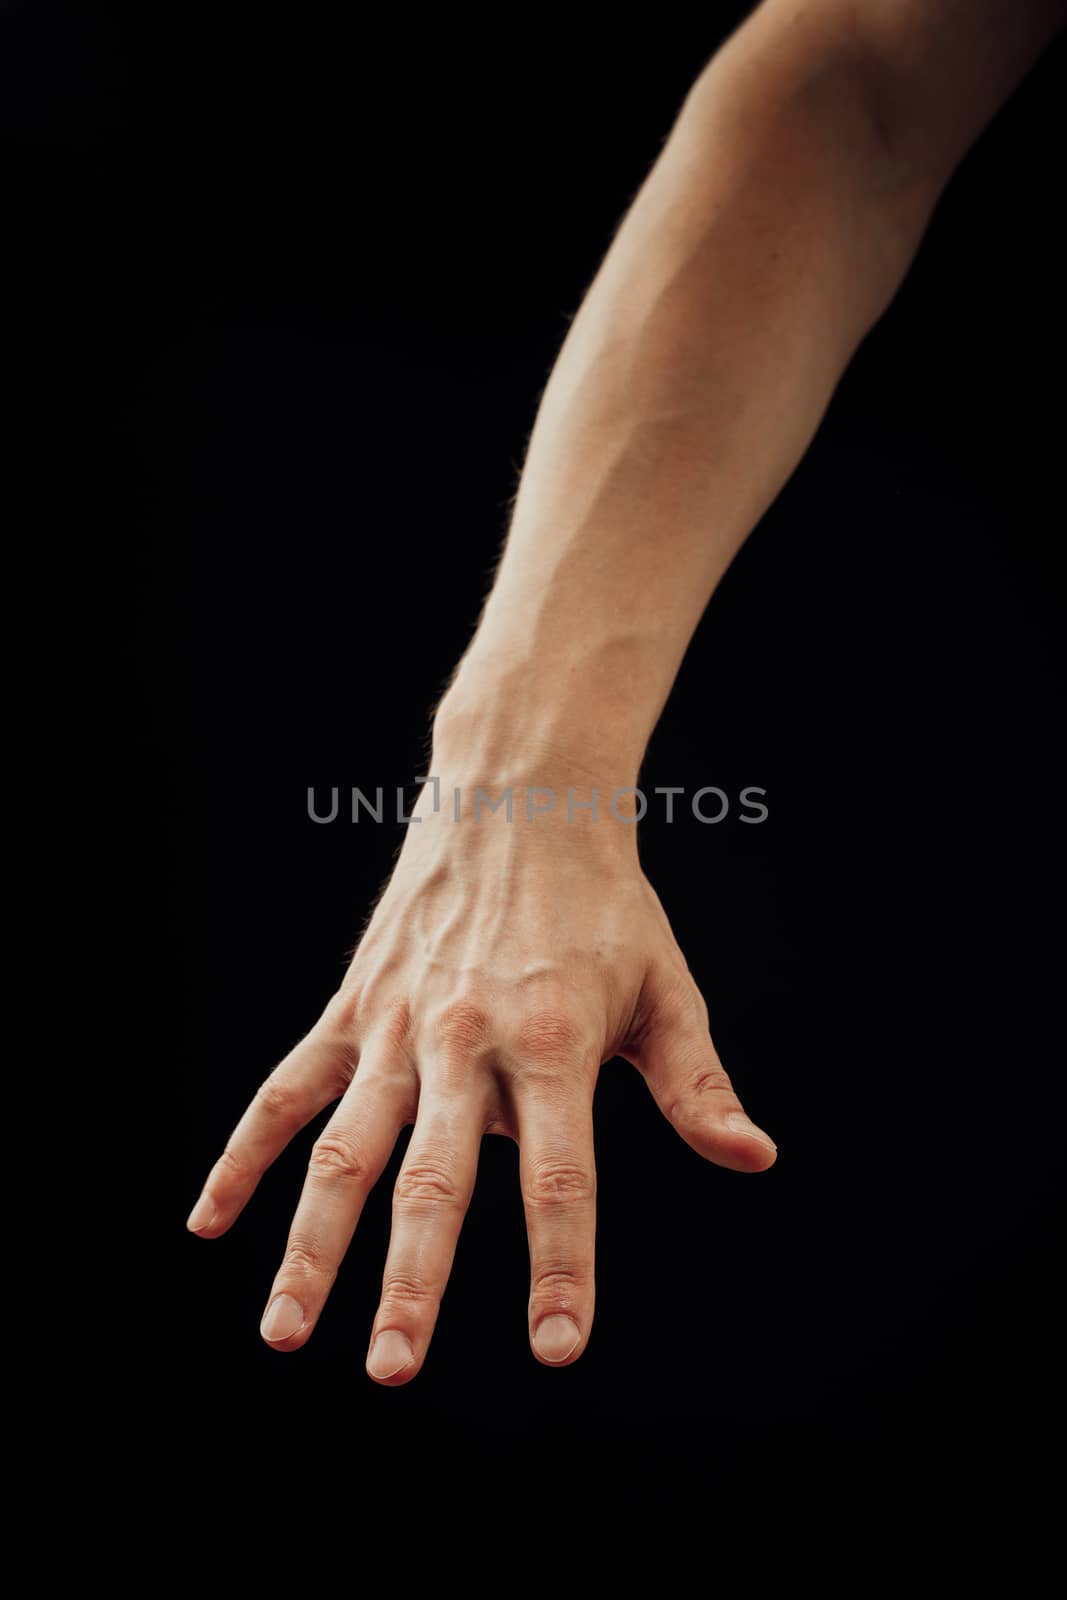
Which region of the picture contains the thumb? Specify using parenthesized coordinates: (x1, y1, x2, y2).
(635, 974, 777, 1173)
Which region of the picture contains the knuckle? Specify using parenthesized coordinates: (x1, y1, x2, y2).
(394, 1158, 465, 1210)
(321, 979, 358, 1030)
(530, 1264, 590, 1304)
(254, 1072, 302, 1126)
(687, 1063, 734, 1099)
(321, 984, 363, 1036)
(431, 999, 493, 1058)
(282, 1238, 334, 1282)
(515, 1008, 586, 1066)
(380, 1271, 435, 1313)
(668, 1061, 735, 1124)
(523, 1158, 596, 1209)
(309, 1133, 370, 1185)
(326, 1045, 359, 1097)
(217, 1143, 251, 1182)
(286, 998, 359, 1093)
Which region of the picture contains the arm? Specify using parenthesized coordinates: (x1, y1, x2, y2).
(186, 0, 1064, 1382)
(434, 0, 1066, 782)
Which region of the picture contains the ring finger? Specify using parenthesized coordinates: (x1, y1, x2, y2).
(365, 1073, 492, 1385)
(259, 1051, 415, 1351)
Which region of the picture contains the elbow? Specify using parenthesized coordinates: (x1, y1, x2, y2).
(683, 26, 943, 312)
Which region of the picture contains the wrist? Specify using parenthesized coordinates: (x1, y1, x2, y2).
(431, 697, 637, 793)
(424, 677, 646, 862)
(433, 638, 654, 793)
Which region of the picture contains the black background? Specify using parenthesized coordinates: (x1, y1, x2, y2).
(12, 2, 1063, 1514)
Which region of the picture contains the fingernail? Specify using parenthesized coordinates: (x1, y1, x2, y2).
(186, 1192, 216, 1233)
(725, 1111, 777, 1151)
(260, 1294, 305, 1343)
(367, 1329, 414, 1380)
(532, 1314, 581, 1363)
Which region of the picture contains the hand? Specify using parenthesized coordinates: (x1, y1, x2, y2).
(186, 761, 777, 1384)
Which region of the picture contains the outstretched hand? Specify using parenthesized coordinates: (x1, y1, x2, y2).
(186, 768, 776, 1384)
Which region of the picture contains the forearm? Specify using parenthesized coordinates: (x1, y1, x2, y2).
(433, 0, 1062, 786)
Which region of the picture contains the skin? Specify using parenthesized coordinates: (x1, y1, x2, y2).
(186, 0, 1065, 1382)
